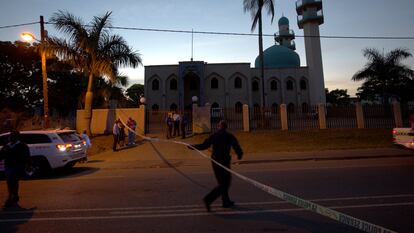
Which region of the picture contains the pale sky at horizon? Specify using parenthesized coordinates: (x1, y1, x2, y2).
(0, 0, 413, 96)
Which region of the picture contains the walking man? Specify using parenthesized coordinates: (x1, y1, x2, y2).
(189, 120, 243, 211)
(112, 119, 120, 151)
(0, 131, 31, 208)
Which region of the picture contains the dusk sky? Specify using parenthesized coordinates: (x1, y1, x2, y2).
(0, 0, 413, 96)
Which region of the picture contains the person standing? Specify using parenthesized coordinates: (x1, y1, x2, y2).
(189, 120, 243, 212)
(112, 120, 120, 151)
(127, 117, 137, 145)
(0, 131, 31, 208)
(165, 114, 173, 139)
(180, 113, 188, 139)
(118, 121, 126, 147)
(172, 111, 181, 137)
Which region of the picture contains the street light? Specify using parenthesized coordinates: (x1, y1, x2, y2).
(21, 16, 49, 128)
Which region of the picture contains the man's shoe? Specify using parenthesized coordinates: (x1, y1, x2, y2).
(203, 198, 211, 212)
(222, 201, 235, 208)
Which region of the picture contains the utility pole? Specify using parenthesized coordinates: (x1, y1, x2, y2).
(40, 16, 49, 128)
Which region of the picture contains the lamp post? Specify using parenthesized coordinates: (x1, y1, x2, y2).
(21, 16, 49, 128)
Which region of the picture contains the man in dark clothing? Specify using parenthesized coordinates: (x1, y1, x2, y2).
(0, 131, 31, 207)
(190, 120, 243, 212)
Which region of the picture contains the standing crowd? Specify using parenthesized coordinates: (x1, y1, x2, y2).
(112, 117, 137, 152)
(165, 111, 188, 139)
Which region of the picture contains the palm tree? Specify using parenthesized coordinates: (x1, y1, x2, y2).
(352, 48, 413, 104)
(243, 0, 275, 107)
(47, 11, 142, 134)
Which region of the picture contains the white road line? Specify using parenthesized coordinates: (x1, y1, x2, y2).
(2, 193, 414, 214)
(1, 202, 414, 223)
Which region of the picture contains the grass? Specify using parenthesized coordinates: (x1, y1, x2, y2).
(89, 129, 394, 156)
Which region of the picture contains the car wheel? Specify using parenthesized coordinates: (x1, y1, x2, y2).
(31, 156, 51, 177)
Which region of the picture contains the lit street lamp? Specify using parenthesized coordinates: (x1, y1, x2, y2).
(21, 16, 49, 128)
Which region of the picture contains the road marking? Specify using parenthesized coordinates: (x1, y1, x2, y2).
(1, 202, 414, 223)
(2, 193, 413, 214)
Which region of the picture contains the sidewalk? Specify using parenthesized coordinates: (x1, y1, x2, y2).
(84, 137, 413, 169)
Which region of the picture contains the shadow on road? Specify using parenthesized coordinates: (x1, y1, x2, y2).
(149, 141, 208, 190)
(0, 205, 36, 233)
(0, 167, 99, 181)
(218, 205, 364, 233)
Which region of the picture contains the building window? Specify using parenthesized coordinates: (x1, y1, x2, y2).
(234, 77, 242, 89)
(300, 80, 307, 90)
(271, 103, 278, 113)
(211, 78, 218, 89)
(152, 104, 159, 111)
(235, 102, 243, 113)
(252, 80, 259, 91)
(271, 80, 277, 91)
(152, 79, 159, 91)
(170, 103, 177, 111)
(286, 80, 294, 91)
(170, 79, 177, 90)
(190, 79, 197, 90)
(211, 102, 219, 108)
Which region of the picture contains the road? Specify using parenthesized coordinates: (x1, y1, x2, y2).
(0, 142, 413, 233)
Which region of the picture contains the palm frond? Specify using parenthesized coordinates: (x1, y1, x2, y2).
(386, 48, 412, 65)
(50, 10, 88, 48)
(89, 12, 112, 48)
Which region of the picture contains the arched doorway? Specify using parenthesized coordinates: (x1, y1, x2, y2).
(184, 72, 200, 109)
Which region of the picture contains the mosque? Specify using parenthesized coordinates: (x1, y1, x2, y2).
(144, 0, 325, 111)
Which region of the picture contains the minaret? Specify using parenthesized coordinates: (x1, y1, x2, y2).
(274, 16, 296, 50)
(296, 0, 326, 104)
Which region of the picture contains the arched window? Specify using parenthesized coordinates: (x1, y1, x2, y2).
(170, 103, 177, 111)
(170, 79, 177, 90)
(287, 103, 295, 113)
(252, 80, 259, 91)
(271, 80, 277, 91)
(271, 103, 278, 114)
(211, 78, 219, 89)
(211, 102, 219, 108)
(152, 104, 159, 111)
(302, 102, 309, 113)
(300, 80, 307, 90)
(253, 103, 260, 115)
(286, 80, 294, 91)
(152, 79, 159, 91)
(235, 102, 243, 113)
(234, 77, 242, 89)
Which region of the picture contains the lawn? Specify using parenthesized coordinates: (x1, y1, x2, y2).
(89, 129, 394, 156)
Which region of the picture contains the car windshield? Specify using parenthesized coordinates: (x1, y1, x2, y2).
(58, 132, 80, 143)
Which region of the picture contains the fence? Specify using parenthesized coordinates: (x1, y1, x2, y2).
(211, 108, 244, 133)
(145, 109, 192, 135)
(287, 105, 319, 130)
(363, 104, 395, 129)
(326, 105, 357, 128)
(401, 103, 414, 127)
(250, 107, 281, 130)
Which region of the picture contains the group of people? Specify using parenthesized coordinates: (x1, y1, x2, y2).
(112, 117, 137, 152)
(165, 111, 188, 139)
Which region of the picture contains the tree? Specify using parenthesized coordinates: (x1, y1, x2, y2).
(243, 0, 275, 107)
(47, 11, 142, 134)
(125, 84, 144, 106)
(325, 88, 350, 105)
(352, 48, 414, 104)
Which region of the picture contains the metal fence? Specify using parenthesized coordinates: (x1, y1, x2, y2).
(287, 105, 319, 130)
(326, 105, 357, 129)
(211, 108, 243, 133)
(401, 103, 414, 127)
(145, 109, 192, 134)
(249, 107, 281, 130)
(363, 104, 395, 128)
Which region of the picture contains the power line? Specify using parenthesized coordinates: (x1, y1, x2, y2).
(2, 21, 414, 40)
(0, 21, 39, 29)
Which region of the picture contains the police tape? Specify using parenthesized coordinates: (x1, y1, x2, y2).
(117, 115, 398, 233)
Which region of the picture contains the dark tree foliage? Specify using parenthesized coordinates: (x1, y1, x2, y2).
(0, 41, 42, 111)
(352, 48, 414, 103)
(125, 83, 144, 106)
(325, 88, 350, 105)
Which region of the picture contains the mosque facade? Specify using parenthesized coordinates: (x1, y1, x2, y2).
(144, 0, 325, 111)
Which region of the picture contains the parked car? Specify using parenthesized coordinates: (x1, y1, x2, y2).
(392, 128, 414, 150)
(0, 130, 87, 175)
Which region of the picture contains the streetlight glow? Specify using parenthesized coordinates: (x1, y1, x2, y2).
(21, 32, 36, 42)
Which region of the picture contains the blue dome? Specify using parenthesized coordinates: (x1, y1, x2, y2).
(255, 45, 300, 69)
(278, 16, 289, 26)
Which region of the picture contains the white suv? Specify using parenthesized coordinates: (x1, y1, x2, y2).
(0, 130, 87, 175)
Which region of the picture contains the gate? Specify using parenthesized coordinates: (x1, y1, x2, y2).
(145, 109, 192, 135)
(211, 108, 243, 133)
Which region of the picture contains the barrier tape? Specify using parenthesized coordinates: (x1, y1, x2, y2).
(116, 114, 398, 233)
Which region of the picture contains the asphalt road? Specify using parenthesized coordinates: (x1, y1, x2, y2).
(1, 145, 413, 233)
